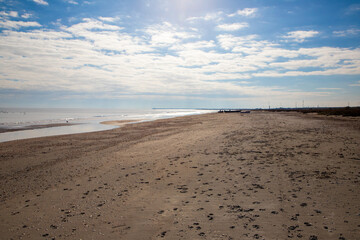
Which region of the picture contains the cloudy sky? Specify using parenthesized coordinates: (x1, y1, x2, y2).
(0, 0, 359, 109)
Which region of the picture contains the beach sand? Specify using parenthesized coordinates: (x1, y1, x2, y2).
(0, 112, 359, 239)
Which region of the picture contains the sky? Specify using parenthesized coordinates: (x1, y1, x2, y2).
(0, 0, 359, 109)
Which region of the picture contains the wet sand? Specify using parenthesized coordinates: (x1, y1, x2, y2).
(101, 120, 143, 126)
(0, 123, 77, 133)
(0, 112, 359, 239)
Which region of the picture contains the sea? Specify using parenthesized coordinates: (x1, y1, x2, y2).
(0, 108, 215, 143)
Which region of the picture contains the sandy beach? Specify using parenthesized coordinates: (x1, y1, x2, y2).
(0, 112, 359, 240)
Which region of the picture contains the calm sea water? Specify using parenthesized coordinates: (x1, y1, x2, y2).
(0, 108, 215, 142)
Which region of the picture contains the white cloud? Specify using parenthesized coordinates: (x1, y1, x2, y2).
(98, 16, 120, 22)
(64, 18, 122, 33)
(216, 22, 248, 31)
(216, 33, 360, 76)
(282, 30, 319, 43)
(0, 24, 262, 98)
(228, 8, 258, 17)
(33, 0, 49, 5)
(186, 11, 223, 22)
(0, 11, 19, 18)
(333, 29, 360, 37)
(254, 66, 360, 78)
(61, 19, 152, 54)
(21, 13, 33, 19)
(170, 40, 216, 51)
(266, 47, 360, 75)
(65, 0, 78, 4)
(0, 11, 32, 20)
(3, 29, 73, 39)
(0, 19, 41, 29)
(217, 34, 277, 53)
(0, 17, 359, 105)
(217, 34, 250, 50)
(145, 22, 199, 47)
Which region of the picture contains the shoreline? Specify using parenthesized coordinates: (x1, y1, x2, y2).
(0, 109, 213, 143)
(0, 122, 78, 133)
(0, 112, 359, 239)
(0, 119, 144, 143)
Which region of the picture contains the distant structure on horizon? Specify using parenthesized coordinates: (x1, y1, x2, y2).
(218, 109, 251, 113)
